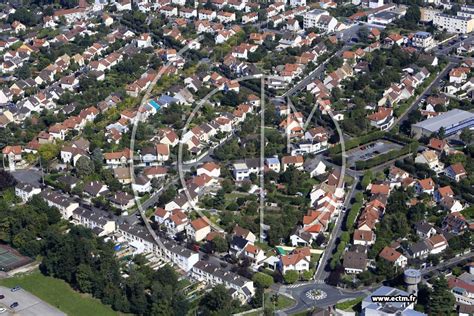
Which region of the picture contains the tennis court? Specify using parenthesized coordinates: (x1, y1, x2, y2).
(0, 245, 32, 271)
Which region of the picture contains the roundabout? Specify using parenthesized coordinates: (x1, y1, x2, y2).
(305, 289, 327, 301)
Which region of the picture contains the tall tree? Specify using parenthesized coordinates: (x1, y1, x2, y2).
(460, 128, 472, 145)
(199, 285, 238, 315)
(0, 170, 16, 191)
(75, 156, 95, 177)
(429, 277, 455, 315)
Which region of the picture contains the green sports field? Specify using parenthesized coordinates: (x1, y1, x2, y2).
(0, 271, 119, 316)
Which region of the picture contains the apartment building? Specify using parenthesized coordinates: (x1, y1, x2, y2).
(191, 260, 255, 303)
(433, 13, 474, 34)
(303, 9, 334, 31)
(160, 239, 199, 272)
(412, 31, 434, 49)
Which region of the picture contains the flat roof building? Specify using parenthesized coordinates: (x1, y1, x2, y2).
(368, 11, 400, 25)
(411, 109, 474, 139)
(433, 13, 474, 34)
(362, 286, 427, 315)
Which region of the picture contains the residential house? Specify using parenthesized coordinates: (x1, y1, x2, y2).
(289, 230, 313, 247)
(191, 261, 255, 303)
(353, 229, 376, 246)
(72, 207, 116, 237)
(415, 150, 443, 173)
(40, 189, 79, 219)
(83, 181, 108, 198)
(243, 244, 265, 265)
(442, 212, 468, 234)
(343, 249, 367, 274)
(110, 191, 135, 211)
(281, 155, 304, 172)
(15, 182, 41, 202)
(445, 163, 467, 182)
(233, 225, 256, 244)
(279, 248, 311, 274)
(379, 246, 408, 268)
(415, 178, 435, 195)
(113, 167, 132, 184)
(197, 162, 221, 178)
(164, 209, 189, 236)
(414, 221, 437, 238)
(186, 217, 211, 242)
(427, 234, 448, 255)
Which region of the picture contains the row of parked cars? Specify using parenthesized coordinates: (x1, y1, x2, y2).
(0, 286, 22, 313)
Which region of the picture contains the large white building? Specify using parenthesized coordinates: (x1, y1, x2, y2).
(411, 109, 474, 139)
(362, 286, 427, 316)
(412, 31, 435, 49)
(290, 0, 306, 7)
(303, 9, 337, 32)
(433, 13, 474, 34)
(369, 0, 384, 9)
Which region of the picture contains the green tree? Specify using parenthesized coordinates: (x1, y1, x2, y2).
(0, 170, 16, 191)
(361, 170, 373, 189)
(253, 272, 274, 289)
(429, 277, 455, 315)
(76, 264, 94, 293)
(340, 231, 350, 243)
(75, 156, 95, 177)
(17, 64, 31, 80)
(301, 270, 313, 281)
(158, 185, 176, 206)
(460, 128, 472, 144)
(283, 270, 299, 284)
(438, 127, 446, 139)
(38, 143, 59, 172)
(405, 5, 421, 25)
(199, 285, 238, 314)
(212, 236, 229, 253)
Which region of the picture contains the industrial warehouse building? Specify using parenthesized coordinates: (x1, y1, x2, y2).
(411, 109, 474, 139)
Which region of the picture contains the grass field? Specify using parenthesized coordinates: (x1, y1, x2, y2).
(0, 271, 119, 316)
(245, 292, 295, 316)
(265, 292, 295, 310)
(335, 296, 364, 312)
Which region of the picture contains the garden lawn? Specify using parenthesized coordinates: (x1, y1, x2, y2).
(265, 292, 295, 310)
(0, 271, 119, 316)
(335, 296, 364, 312)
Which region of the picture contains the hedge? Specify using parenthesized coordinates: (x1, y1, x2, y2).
(354, 141, 419, 170)
(345, 202, 362, 233)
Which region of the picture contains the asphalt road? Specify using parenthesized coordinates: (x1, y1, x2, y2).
(277, 283, 366, 315)
(315, 177, 359, 282)
(282, 25, 362, 98)
(392, 62, 457, 129)
(420, 251, 474, 276)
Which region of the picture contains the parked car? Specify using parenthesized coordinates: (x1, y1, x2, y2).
(10, 302, 18, 308)
(0, 294, 4, 299)
(10, 286, 20, 292)
(0, 308, 6, 313)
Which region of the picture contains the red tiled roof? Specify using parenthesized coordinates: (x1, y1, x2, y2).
(379, 246, 402, 262)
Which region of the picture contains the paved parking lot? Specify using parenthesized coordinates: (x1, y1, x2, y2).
(10, 170, 42, 187)
(347, 141, 402, 167)
(0, 286, 65, 316)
